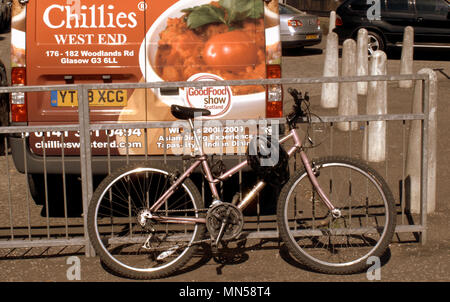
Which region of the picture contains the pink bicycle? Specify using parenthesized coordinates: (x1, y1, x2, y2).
(87, 88, 396, 279)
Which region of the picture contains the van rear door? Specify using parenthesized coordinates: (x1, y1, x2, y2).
(14, 0, 282, 157)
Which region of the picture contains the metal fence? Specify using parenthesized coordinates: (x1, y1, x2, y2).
(0, 73, 432, 257)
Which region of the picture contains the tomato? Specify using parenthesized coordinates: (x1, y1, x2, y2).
(203, 30, 258, 70)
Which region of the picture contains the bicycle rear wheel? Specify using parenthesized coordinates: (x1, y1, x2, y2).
(87, 162, 205, 279)
(277, 156, 396, 274)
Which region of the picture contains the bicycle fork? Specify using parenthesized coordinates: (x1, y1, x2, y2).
(300, 151, 342, 218)
(288, 129, 341, 219)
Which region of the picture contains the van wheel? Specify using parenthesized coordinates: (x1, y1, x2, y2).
(27, 174, 84, 217)
(27, 174, 45, 205)
(0, 96, 8, 155)
(0, 60, 8, 155)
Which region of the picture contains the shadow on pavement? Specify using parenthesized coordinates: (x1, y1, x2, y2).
(388, 47, 450, 62)
(279, 243, 393, 275)
(282, 47, 324, 57)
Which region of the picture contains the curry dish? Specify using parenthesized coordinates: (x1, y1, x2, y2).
(153, 2, 266, 95)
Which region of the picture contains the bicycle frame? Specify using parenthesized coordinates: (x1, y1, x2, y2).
(148, 122, 337, 225)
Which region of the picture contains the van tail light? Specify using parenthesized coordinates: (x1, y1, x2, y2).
(266, 64, 283, 118)
(335, 15, 343, 26)
(11, 67, 27, 122)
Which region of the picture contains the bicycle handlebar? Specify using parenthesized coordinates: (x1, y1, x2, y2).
(286, 87, 309, 130)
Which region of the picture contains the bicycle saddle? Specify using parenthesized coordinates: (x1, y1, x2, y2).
(170, 105, 211, 120)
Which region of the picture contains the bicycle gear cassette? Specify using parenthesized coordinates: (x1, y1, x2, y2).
(206, 203, 244, 241)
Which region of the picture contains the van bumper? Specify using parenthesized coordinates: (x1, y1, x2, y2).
(8, 135, 252, 175)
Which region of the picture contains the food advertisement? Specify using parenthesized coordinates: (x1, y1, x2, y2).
(14, 0, 281, 156)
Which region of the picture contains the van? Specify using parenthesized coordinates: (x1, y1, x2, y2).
(8, 0, 283, 211)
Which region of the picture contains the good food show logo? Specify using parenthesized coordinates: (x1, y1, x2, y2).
(184, 73, 232, 117)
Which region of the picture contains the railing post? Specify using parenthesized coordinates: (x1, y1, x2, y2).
(78, 85, 95, 257)
(421, 69, 437, 216)
(406, 69, 437, 220)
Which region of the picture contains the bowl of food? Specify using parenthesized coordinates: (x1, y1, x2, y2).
(139, 0, 270, 119)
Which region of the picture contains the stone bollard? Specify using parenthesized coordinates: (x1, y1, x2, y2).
(405, 68, 438, 214)
(320, 32, 339, 108)
(337, 39, 358, 131)
(356, 28, 369, 95)
(399, 26, 414, 88)
(329, 11, 336, 34)
(363, 51, 387, 162)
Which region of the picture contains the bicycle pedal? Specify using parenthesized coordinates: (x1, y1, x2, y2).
(210, 242, 220, 254)
(156, 245, 179, 260)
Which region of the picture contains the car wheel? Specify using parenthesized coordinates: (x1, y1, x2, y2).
(367, 31, 385, 56)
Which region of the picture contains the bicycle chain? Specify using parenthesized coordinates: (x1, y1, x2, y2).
(140, 235, 212, 252)
(152, 208, 209, 214)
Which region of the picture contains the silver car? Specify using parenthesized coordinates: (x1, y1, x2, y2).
(279, 3, 322, 49)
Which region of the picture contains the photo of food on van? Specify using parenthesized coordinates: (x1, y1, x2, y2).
(139, 0, 282, 122)
(151, 1, 266, 96)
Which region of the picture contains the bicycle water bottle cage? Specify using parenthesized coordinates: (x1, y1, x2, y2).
(170, 105, 211, 120)
(246, 135, 289, 186)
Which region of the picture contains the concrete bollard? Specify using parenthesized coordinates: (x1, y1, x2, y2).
(338, 39, 358, 131)
(399, 26, 414, 88)
(320, 32, 339, 108)
(356, 28, 369, 95)
(405, 68, 438, 214)
(329, 11, 336, 34)
(363, 51, 387, 162)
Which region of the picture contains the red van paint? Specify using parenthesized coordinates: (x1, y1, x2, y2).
(10, 0, 282, 164)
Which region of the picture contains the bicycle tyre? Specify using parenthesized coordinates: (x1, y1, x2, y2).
(87, 161, 205, 279)
(277, 156, 396, 274)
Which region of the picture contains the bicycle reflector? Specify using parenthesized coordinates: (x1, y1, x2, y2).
(11, 67, 27, 122)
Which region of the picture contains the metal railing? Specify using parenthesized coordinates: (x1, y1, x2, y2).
(0, 73, 432, 257)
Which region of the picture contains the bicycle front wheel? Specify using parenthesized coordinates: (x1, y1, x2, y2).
(277, 156, 396, 274)
(87, 162, 205, 279)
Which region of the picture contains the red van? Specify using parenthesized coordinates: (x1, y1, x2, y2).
(8, 0, 283, 212)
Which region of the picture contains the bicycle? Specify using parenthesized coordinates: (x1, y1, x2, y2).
(87, 88, 396, 279)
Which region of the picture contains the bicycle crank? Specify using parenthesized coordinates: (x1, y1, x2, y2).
(206, 202, 244, 244)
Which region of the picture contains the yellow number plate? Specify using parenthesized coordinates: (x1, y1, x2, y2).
(306, 34, 319, 40)
(51, 90, 127, 107)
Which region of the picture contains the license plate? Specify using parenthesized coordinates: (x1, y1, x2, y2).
(50, 90, 127, 107)
(306, 34, 319, 40)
